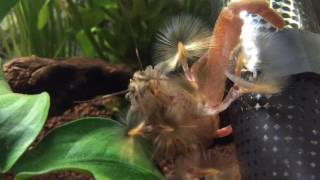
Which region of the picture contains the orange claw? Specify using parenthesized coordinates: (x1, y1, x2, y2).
(215, 125, 233, 138)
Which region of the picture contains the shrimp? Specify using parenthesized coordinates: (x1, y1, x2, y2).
(125, 0, 285, 178)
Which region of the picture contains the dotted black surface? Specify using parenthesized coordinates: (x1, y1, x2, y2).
(229, 73, 320, 180)
(222, 0, 320, 179)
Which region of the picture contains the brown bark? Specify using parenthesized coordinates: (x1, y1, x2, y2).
(3, 56, 132, 116)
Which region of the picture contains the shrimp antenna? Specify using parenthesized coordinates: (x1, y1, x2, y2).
(127, 20, 144, 70)
(118, 0, 144, 70)
(75, 89, 129, 103)
(135, 47, 143, 71)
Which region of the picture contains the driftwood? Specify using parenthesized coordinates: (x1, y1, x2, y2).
(3, 56, 132, 116)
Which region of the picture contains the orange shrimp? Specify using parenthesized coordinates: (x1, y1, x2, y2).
(191, 0, 285, 137)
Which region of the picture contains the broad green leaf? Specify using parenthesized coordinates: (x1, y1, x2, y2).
(37, 0, 51, 30)
(0, 63, 50, 173)
(0, 0, 20, 22)
(13, 118, 164, 180)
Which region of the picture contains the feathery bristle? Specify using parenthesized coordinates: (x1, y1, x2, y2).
(152, 122, 201, 159)
(153, 15, 212, 73)
(125, 66, 217, 160)
(174, 144, 240, 179)
(128, 121, 145, 137)
(120, 137, 136, 163)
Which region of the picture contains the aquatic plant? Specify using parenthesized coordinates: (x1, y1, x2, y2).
(0, 0, 215, 67)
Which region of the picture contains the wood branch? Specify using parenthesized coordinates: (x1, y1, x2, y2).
(3, 56, 132, 116)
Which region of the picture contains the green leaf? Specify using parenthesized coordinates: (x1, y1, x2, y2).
(0, 62, 50, 173)
(132, 0, 146, 18)
(79, 7, 105, 30)
(0, 63, 11, 95)
(13, 118, 164, 180)
(91, 0, 117, 9)
(76, 30, 95, 57)
(145, 0, 170, 20)
(0, 0, 20, 22)
(37, 0, 51, 30)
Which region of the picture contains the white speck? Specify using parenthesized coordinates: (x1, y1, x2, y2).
(310, 151, 317, 156)
(310, 162, 316, 168)
(311, 175, 316, 180)
(287, 124, 293, 129)
(239, 11, 248, 19)
(272, 146, 278, 152)
(315, 99, 319, 104)
(312, 129, 318, 135)
(284, 136, 293, 142)
(314, 109, 320, 114)
(288, 105, 295, 109)
(298, 149, 304, 155)
(284, 159, 290, 165)
(311, 140, 318, 145)
(263, 103, 270, 109)
(287, 115, 293, 119)
(296, 160, 303, 166)
(272, 172, 277, 176)
(266, 95, 272, 99)
(255, 103, 261, 110)
(273, 136, 279, 141)
(263, 135, 269, 141)
(274, 124, 280, 130)
(256, 94, 262, 100)
(263, 124, 269, 130)
(284, 171, 288, 176)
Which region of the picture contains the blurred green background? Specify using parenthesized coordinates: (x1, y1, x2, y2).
(0, 0, 223, 69)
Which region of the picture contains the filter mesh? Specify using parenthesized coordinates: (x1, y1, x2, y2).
(221, 0, 320, 179)
(228, 73, 320, 180)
